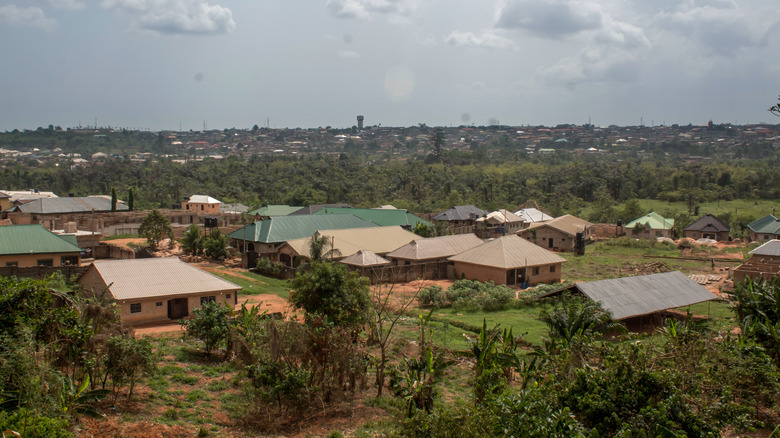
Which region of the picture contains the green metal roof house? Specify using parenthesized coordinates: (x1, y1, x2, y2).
(248, 205, 303, 217)
(625, 212, 675, 239)
(311, 207, 432, 229)
(0, 224, 82, 267)
(747, 215, 780, 242)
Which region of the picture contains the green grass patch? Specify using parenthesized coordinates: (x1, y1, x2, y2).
(430, 305, 551, 347)
(102, 233, 140, 240)
(171, 373, 199, 385)
(205, 380, 229, 392)
(675, 300, 737, 333)
(209, 270, 290, 298)
(186, 389, 211, 402)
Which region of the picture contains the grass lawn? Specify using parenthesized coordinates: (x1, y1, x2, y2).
(426, 304, 552, 348)
(208, 270, 290, 298)
(675, 300, 737, 333)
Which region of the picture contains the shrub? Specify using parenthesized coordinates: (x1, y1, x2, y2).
(255, 257, 285, 278)
(417, 285, 446, 308)
(181, 301, 232, 355)
(0, 409, 72, 438)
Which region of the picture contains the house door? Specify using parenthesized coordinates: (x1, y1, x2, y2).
(548, 238, 554, 249)
(167, 298, 189, 320)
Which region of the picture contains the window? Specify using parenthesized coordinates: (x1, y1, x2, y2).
(200, 296, 216, 305)
(532, 267, 540, 275)
(186, 204, 190, 210)
(155, 302, 163, 307)
(201, 205, 204, 211)
(37, 259, 53, 266)
(550, 265, 556, 273)
(130, 303, 141, 313)
(226, 294, 231, 299)
(5, 261, 18, 267)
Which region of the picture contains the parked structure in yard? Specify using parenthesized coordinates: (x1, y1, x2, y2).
(539, 271, 718, 322)
(0, 224, 81, 267)
(432, 205, 488, 234)
(733, 239, 780, 282)
(182, 195, 221, 214)
(78, 257, 241, 325)
(518, 214, 592, 251)
(747, 215, 780, 242)
(624, 212, 675, 239)
(684, 213, 730, 241)
(276, 226, 418, 267)
(448, 235, 566, 286)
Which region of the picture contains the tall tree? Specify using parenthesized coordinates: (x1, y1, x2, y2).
(138, 209, 173, 251)
(127, 188, 134, 211)
(289, 261, 370, 327)
(110, 187, 117, 212)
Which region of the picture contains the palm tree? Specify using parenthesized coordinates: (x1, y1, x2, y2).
(308, 233, 341, 261)
(540, 296, 624, 347)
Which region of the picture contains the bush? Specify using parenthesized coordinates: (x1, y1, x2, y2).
(181, 301, 232, 355)
(255, 258, 285, 278)
(417, 285, 446, 308)
(444, 280, 515, 312)
(0, 409, 73, 438)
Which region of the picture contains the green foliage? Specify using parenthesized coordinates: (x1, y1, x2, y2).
(0, 409, 73, 438)
(181, 301, 233, 355)
(289, 261, 370, 327)
(105, 336, 155, 400)
(138, 209, 174, 250)
(417, 285, 445, 308)
(247, 360, 311, 412)
(181, 224, 203, 256)
(307, 233, 341, 261)
(728, 277, 780, 363)
(110, 186, 117, 212)
(203, 229, 230, 261)
(255, 257, 285, 278)
(128, 187, 134, 211)
(540, 295, 625, 348)
(426, 279, 515, 311)
(470, 320, 519, 403)
(58, 374, 109, 419)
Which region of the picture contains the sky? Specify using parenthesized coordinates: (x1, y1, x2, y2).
(1, 0, 779, 131)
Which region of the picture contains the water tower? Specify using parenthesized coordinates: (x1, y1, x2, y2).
(357, 115, 364, 130)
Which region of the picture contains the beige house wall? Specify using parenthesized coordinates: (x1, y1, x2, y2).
(0, 252, 80, 268)
(749, 231, 780, 242)
(78, 270, 238, 325)
(519, 227, 576, 251)
(684, 230, 730, 241)
(626, 227, 673, 240)
(183, 202, 220, 214)
(453, 261, 562, 286)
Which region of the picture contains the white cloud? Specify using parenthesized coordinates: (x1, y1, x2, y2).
(540, 47, 640, 86)
(656, 2, 775, 55)
(595, 20, 651, 49)
(326, 0, 418, 22)
(100, 0, 235, 35)
(45, 0, 86, 10)
(337, 50, 361, 58)
(0, 5, 56, 30)
(445, 31, 517, 50)
(496, 0, 603, 39)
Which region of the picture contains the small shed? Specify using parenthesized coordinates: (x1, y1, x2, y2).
(733, 239, 780, 282)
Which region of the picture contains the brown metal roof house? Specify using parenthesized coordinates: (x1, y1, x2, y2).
(448, 235, 566, 286)
(683, 214, 730, 241)
(78, 257, 241, 325)
(518, 214, 592, 251)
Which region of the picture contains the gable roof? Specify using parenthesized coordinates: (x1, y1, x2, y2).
(248, 205, 303, 217)
(186, 195, 221, 204)
(747, 215, 780, 235)
(283, 226, 418, 258)
(514, 208, 553, 223)
(0, 224, 82, 255)
(289, 203, 351, 215)
(625, 212, 675, 230)
(228, 214, 378, 243)
(220, 203, 249, 214)
(83, 257, 240, 301)
(311, 207, 432, 228)
(8, 196, 127, 214)
(448, 235, 566, 269)
(684, 213, 730, 233)
(749, 239, 780, 257)
(570, 271, 718, 320)
(340, 250, 391, 267)
(524, 214, 592, 237)
(432, 205, 488, 221)
(387, 234, 485, 261)
(476, 209, 525, 225)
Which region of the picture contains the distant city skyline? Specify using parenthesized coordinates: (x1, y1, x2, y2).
(1, 0, 779, 132)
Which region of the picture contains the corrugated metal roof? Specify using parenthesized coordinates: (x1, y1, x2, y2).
(625, 212, 674, 230)
(284, 226, 418, 258)
(288, 204, 351, 215)
(684, 214, 730, 232)
(340, 250, 391, 267)
(513, 208, 552, 223)
(187, 195, 221, 204)
(11, 196, 128, 214)
(448, 235, 566, 268)
(432, 205, 488, 221)
(228, 214, 379, 243)
(0, 224, 82, 255)
(748, 215, 780, 235)
(312, 207, 432, 228)
(387, 234, 485, 261)
(750, 239, 780, 257)
(476, 209, 525, 225)
(524, 214, 592, 237)
(248, 205, 303, 216)
(85, 257, 241, 301)
(574, 271, 718, 320)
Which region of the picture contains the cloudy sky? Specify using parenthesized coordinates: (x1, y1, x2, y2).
(1, 0, 779, 131)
